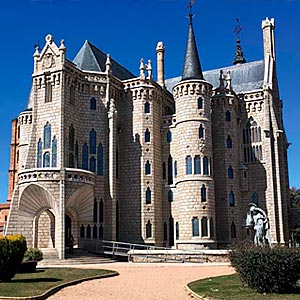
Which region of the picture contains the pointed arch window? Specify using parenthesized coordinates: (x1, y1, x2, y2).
(90, 156, 96, 172)
(144, 101, 150, 113)
(69, 124, 75, 151)
(168, 155, 173, 184)
(45, 81, 52, 103)
(93, 224, 97, 239)
(228, 165, 234, 179)
(145, 160, 151, 175)
(89, 129, 96, 154)
(145, 128, 150, 143)
(52, 136, 57, 167)
(82, 143, 88, 170)
(186, 156, 192, 175)
(75, 141, 79, 167)
(168, 190, 173, 202)
(162, 162, 166, 179)
(146, 220, 152, 238)
(252, 192, 259, 205)
(167, 130, 172, 143)
(203, 156, 209, 175)
(231, 221, 237, 238)
(44, 122, 51, 149)
(146, 187, 151, 204)
(226, 135, 232, 149)
(80, 225, 85, 238)
(97, 143, 103, 176)
(225, 110, 231, 122)
(201, 217, 208, 237)
(194, 155, 201, 174)
(199, 124, 204, 139)
(37, 138, 42, 168)
(197, 97, 203, 109)
(229, 191, 235, 207)
(210, 218, 214, 238)
(86, 224, 91, 238)
(192, 217, 199, 237)
(90, 97, 96, 110)
(201, 184, 207, 202)
(99, 224, 104, 239)
(43, 152, 50, 167)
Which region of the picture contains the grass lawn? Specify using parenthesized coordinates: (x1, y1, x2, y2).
(0, 268, 117, 297)
(188, 274, 300, 300)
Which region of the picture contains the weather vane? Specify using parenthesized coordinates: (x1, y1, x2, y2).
(233, 18, 243, 40)
(186, 0, 195, 23)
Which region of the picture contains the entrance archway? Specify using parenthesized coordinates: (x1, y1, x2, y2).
(65, 215, 72, 245)
(35, 209, 55, 248)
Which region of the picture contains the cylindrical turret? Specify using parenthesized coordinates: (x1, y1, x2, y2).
(156, 42, 165, 88)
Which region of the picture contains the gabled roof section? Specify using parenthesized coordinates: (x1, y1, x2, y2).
(73, 40, 135, 80)
(181, 19, 204, 81)
(166, 60, 264, 94)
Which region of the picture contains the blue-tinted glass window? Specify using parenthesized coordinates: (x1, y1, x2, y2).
(174, 161, 178, 178)
(227, 135, 232, 148)
(203, 156, 209, 175)
(89, 129, 97, 154)
(192, 217, 199, 236)
(52, 136, 57, 167)
(90, 97, 96, 110)
(186, 156, 192, 175)
(43, 152, 50, 167)
(201, 217, 208, 237)
(228, 165, 234, 179)
(145, 160, 151, 175)
(194, 155, 201, 174)
(145, 128, 150, 143)
(97, 144, 103, 176)
(197, 97, 203, 109)
(252, 192, 259, 205)
(168, 155, 173, 185)
(229, 191, 235, 206)
(37, 138, 42, 168)
(199, 125, 204, 139)
(44, 122, 51, 149)
(167, 130, 172, 143)
(144, 101, 150, 113)
(82, 143, 88, 170)
(146, 187, 151, 204)
(225, 110, 231, 122)
(90, 156, 96, 172)
(146, 220, 152, 238)
(201, 184, 207, 202)
(168, 190, 173, 202)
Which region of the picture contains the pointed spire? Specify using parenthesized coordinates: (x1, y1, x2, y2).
(233, 18, 246, 65)
(181, 11, 204, 81)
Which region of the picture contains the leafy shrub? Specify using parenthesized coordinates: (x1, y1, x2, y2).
(23, 248, 43, 262)
(0, 234, 27, 282)
(229, 243, 300, 293)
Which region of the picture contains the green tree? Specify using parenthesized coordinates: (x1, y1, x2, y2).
(290, 187, 300, 208)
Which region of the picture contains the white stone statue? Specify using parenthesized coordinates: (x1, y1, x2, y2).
(246, 203, 270, 246)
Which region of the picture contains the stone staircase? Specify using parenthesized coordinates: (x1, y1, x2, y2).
(39, 248, 116, 266)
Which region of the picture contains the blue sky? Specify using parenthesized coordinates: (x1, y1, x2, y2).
(0, 0, 299, 202)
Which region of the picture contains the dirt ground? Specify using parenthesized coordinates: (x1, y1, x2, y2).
(47, 262, 235, 300)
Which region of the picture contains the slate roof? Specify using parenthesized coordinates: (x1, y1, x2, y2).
(165, 60, 264, 94)
(181, 20, 204, 81)
(73, 40, 135, 80)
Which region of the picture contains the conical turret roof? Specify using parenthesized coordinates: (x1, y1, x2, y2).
(181, 18, 204, 81)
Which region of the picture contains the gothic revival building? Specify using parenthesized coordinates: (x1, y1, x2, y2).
(5, 16, 290, 258)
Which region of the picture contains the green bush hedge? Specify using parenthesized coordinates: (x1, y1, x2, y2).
(0, 235, 27, 282)
(23, 248, 43, 262)
(229, 243, 300, 293)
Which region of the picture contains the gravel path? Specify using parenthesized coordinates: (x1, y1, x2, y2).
(47, 262, 235, 300)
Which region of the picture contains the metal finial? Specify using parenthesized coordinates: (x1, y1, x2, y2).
(233, 18, 243, 40)
(186, 0, 195, 23)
